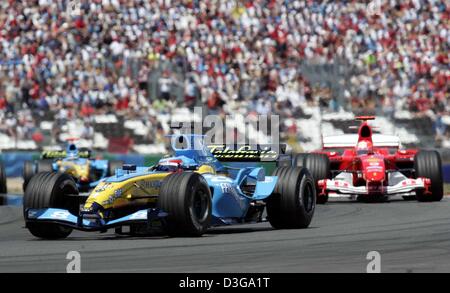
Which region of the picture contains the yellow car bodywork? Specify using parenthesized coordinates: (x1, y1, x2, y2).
(83, 164, 216, 211)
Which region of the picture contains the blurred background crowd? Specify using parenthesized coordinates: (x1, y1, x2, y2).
(0, 0, 448, 153)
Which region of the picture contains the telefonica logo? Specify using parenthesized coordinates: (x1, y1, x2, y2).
(170, 107, 280, 161)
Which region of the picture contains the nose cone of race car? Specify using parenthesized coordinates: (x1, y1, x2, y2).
(361, 156, 386, 182)
(83, 181, 125, 211)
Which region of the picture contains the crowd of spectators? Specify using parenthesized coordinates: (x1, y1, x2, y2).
(0, 0, 448, 149)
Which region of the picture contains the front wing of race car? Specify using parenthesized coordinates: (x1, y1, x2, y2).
(25, 208, 168, 232)
(318, 173, 431, 197)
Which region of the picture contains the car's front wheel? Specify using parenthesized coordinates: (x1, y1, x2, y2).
(159, 172, 212, 236)
(23, 172, 79, 239)
(414, 150, 443, 202)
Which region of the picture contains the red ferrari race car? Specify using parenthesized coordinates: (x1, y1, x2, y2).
(286, 116, 443, 203)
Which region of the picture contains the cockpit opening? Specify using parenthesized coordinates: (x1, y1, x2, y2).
(360, 125, 371, 138)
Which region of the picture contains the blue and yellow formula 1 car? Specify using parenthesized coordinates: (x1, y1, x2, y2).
(23, 141, 123, 192)
(23, 134, 316, 239)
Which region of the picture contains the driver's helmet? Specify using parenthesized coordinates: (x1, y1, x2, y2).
(156, 156, 197, 172)
(356, 140, 373, 155)
(66, 143, 79, 160)
(156, 158, 183, 172)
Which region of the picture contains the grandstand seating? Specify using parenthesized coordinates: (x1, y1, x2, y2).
(0, 1, 447, 154)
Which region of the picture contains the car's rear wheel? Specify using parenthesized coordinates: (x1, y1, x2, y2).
(276, 155, 292, 167)
(0, 162, 6, 194)
(23, 161, 36, 192)
(414, 151, 443, 202)
(267, 167, 316, 229)
(159, 172, 212, 236)
(23, 172, 79, 239)
(303, 154, 330, 204)
(294, 153, 308, 167)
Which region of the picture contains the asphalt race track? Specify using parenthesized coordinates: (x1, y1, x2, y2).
(1, 198, 450, 273)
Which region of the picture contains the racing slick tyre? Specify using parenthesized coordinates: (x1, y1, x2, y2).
(159, 172, 212, 236)
(414, 150, 443, 202)
(0, 162, 6, 194)
(108, 160, 124, 176)
(276, 155, 292, 167)
(294, 153, 308, 167)
(303, 154, 330, 204)
(23, 172, 79, 239)
(23, 161, 36, 192)
(267, 167, 316, 229)
(36, 160, 54, 173)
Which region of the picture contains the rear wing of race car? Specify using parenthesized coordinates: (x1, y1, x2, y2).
(168, 133, 285, 162)
(41, 150, 92, 159)
(207, 144, 286, 162)
(322, 134, 400, 149)
(355, 115, 375, 121)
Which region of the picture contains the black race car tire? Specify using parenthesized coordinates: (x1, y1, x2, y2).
(267, 167, 316, 229)
(23, 172, 79, 239)
(414, 150, 443, 202)
(159, 172, 212, 236)
(304, 153, 330, 204)
(276, 154, 292, 167)
(23, 161, 36, 192)
(294, 153, 308, 167)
